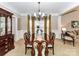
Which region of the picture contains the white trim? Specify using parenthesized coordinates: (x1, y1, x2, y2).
(58, 16, 61, 39)
(20, 13, 59, 16)
(59, 3, 79, 15)
(20, 13, 31, 16)
(1, 2, 79, 16)
(51, 13, 59, 16)
(51, 16, 61, 39)
(0, 2, 20, 15)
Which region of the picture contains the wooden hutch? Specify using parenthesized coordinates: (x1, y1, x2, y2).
(0, 8, 15, 55)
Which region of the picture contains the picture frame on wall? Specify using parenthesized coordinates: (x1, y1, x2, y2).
(71, 21, 79, 28)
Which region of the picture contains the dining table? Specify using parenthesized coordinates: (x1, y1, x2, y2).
(34, 35, 46, 56)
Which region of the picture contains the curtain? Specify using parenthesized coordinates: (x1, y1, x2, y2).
(27, 15, 30, 33)
(31, 16, 35, 42)
(49, 15, 51, 35)
(44, 16, 47, 40)
(18, 17, 21, 30)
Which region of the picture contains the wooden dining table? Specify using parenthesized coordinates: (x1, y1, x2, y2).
(33, 35, 47, 56)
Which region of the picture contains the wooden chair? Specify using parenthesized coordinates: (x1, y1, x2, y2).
(31, 33, 35, 56)
(45, 33, 55, 55)
(48, 33, 55, 55)
(24, 32, 33, 55)
(62, 31, 75, 46)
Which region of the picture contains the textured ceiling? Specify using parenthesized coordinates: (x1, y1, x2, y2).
(3, 2, 79, 15)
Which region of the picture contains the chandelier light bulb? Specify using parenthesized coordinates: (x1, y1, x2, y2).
(34, 13, 36, 16)
(39, 12, 41, 15)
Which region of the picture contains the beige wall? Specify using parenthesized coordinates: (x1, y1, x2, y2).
(18, 16, 28, 30)
(61, 11, 79, 30)
(17, 15, 28, 40)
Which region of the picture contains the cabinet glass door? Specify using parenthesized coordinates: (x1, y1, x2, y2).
(7, 17, 11, 34)
(0, 17, 5, 36)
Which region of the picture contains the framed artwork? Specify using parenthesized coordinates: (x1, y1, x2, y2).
(71, 21, 79, 28)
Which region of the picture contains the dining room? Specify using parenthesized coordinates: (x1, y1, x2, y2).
(0, 2, 79, 56)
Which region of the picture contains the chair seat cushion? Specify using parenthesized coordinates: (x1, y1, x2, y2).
(48, 44, 52, 47)
(64, 36, 73, 40)
(27, 44, 32, 47)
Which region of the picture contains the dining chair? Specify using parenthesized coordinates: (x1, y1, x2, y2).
(48, 33, 55, 55)
(24, 32, 33, 55)
(62, 31, 75, 46)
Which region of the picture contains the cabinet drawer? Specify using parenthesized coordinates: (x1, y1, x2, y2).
(0, 39, 5, 43)
(5, 42, 8, 45)
(0, 46, 5, 52)
(0, 50, 5, 56)
(5, 49, 8, 52)
(0, 41, 5, 46)
(0, 36, 6, 46)
(0, 48, 6, 56)
(5, 39, 8, 41)
(0, 46, 9, 55)
(0, 39, 3, 43)
(5, 45, 8, 48)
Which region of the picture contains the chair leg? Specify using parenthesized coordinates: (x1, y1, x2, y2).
(31, 47, 35, 56)
(25, 45, 27, 54)
(63, 39, 65, 44)
(52, 44, 54, 55)
(73, 39, 75, 47)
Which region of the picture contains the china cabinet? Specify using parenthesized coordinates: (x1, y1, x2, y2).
(0, 8, 14, 55)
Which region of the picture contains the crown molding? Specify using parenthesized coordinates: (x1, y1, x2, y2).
(51, 13, 59, 16)
(20, 13, 59, 16)
(1, 2, 78, 16)
(0, 2, 20, 15)
(20, 13, 32, 16)
(59, 3, 79, 16)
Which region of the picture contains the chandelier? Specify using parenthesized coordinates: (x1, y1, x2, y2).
(34, 2, 45, 21)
